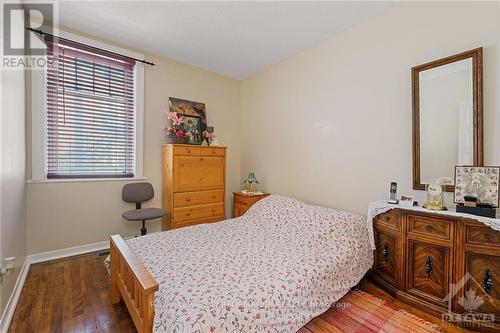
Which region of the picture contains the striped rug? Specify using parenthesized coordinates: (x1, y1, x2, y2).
(299, 289, 446, 333)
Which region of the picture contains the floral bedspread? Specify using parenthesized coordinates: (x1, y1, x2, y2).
(109, 195, 373, 333)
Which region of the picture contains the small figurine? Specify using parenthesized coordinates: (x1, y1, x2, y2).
(470, 174, 481, 198)
(202, 126, 215, 146)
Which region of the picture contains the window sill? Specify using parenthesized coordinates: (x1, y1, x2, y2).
(27, 177, 147, 184)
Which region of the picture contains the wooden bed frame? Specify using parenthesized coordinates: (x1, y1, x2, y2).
(110, 235, 158, 333)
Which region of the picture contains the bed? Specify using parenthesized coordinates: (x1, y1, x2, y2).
(108, 194, 373, 333)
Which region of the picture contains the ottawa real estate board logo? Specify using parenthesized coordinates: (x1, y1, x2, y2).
(442, 272, 495, 329)
(2, 2, 53, 68)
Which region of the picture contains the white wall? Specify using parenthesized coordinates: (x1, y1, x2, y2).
(26, 38, 241, 254)
(0, 62, 27, 316)
(241, 2, 500, 215)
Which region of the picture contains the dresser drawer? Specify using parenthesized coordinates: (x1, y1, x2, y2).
(172, 145, 201, 156)
(172, 215, 225, 229)
(174, 156, 225, 192)
(201, 147, 226, 157)
(233, 194, 264, 207)
(233, 203, 247, 218)
(408, 215, 452, 241)
(174, 190, 224, 208)
(374, 211, 401, 230)
(173, 202, 224, 223)
(466, 225, 500, 248)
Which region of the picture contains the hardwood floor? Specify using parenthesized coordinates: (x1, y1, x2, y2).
(8, 252, 135, 333)
(8, 252, 474, 333)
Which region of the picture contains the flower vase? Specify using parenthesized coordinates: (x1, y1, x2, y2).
(166, 131, 176, 144)
(175, 136, 189, 144)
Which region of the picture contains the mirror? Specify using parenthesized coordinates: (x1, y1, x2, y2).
(412, 48, 483, 191)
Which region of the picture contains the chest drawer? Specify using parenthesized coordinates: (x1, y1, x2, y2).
(202, 147, 226, 157)
(233, 203, 247, 218)
(172, 146, 201, 156)
(174, 190, 224, 208)
(172, 215, 224, 229)
(173, 202, 224, 223)
(234, 194, 266, 206)
(408, 214, 453, 241)
(466, 225, 500, 248)
(374, 211, 401, 230)
(174, 156, 224, 192)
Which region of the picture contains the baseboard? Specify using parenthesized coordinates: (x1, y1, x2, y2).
(27, 240, 110, 264)
(26, 233, 147, 264)
(0, 258, 30, 333)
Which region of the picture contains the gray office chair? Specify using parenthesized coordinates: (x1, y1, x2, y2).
(122, 182, 164, 236)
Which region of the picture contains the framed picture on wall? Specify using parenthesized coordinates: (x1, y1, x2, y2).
(454, 166, 500, 207)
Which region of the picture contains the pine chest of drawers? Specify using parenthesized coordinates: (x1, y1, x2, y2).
(162, 144, 226, 229)
(371, 209, 500, 331)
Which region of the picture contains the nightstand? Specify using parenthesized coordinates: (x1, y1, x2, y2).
(232, 192, 270, 218)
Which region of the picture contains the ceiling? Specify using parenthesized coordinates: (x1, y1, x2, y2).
(56, 1, 394, 80)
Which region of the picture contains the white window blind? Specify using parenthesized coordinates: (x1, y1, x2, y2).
(45, 36, 136, 178)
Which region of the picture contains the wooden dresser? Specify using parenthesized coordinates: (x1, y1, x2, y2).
(162, 144, 226, 230)
(371, 209, 499, 331)
(233, 192, 270, 218)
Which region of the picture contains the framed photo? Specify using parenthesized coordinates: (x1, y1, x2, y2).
(454, 166, 500, 208)
(182, 115, 202, 144)
(399, 195, 415, 208)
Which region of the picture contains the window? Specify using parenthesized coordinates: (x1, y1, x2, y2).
(45, 36, 136, 179)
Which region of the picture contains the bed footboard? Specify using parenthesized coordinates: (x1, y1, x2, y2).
(110, 234, 159, 333)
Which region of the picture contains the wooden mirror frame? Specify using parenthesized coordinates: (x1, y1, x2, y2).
(412, 48, 483, 191)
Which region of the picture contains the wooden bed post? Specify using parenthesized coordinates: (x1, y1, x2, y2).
(143, 292, 155, 333)
(109, 241, 121, 304)
(110, 235, 159, 333)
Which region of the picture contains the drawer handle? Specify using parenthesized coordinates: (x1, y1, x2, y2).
(200, 157, 204, 161)
(425, 224, 433, 232)
(484, 269, 493, 294)
(212, 196, 216, 199)
(186, 198, 191, 202)
(485, 233, 493, 241)
(424, 255, 433, 279)
(382, 243, 390, 262)
(186, 149, 191, 154)
(186, 213, 191, 217)
(384, 216, 391, 222)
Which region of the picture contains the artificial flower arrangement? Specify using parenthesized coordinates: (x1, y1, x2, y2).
(163, 110, 189, 144)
